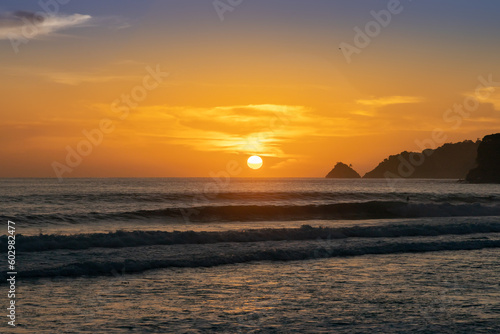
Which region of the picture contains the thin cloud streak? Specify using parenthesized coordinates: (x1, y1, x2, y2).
(356, 96, 425, 107)
(101, 104, 400, 157)
(0, 66, 140, 85)
(0, 11, 91, 40)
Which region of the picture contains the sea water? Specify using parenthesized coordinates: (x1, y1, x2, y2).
(1, 178, 499, 333)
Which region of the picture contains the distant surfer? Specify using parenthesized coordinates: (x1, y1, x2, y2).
(406, 196, 410, 202)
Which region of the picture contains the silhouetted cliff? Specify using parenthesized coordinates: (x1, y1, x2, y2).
(466, 133, 500, 183)
(364, 140, 480, 179)
(326, 162, 361, 178)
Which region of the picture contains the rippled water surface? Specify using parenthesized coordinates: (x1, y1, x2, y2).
(16, 248, 500, 333)
(2, 178, 500, 332)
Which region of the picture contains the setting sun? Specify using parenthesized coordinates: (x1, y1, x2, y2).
(247, 155, 263, 170)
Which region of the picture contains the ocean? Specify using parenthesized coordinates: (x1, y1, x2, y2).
(1, 178, 500, 333)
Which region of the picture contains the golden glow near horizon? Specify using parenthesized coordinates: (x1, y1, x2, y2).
(1, 1, 500, 178)
(247, 156, 263, 170)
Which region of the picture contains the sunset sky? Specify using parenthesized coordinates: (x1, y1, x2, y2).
(1, 0, 500, 178)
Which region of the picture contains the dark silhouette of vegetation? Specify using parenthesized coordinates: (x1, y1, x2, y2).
(363, 140, 480, 179)
(466, 133, 500, 183)
(325, 162, 361, 178)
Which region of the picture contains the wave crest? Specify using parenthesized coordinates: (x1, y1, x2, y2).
(6, 220, 500, 252)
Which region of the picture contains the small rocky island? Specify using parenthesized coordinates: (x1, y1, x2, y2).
(466, 133, 500, 183)
(325, 162, 361, 178)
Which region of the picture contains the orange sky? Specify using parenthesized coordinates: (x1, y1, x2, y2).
(1, 1, 500, 178)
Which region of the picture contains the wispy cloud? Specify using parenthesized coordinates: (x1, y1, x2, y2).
(356, 96, 425, 107)
(126, 104, 302, 157)
(0, 11, 91, 40)
(1, 66, 139, 85)
(270, 159, 298, 169)
(41, 71, 135, 86)
(93, 104, 387, 158)
(350, 110, 376, 117)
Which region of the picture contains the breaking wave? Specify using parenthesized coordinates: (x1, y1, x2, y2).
(4, 200, 500, 225)
(14, 235, 500, 279)
(5, 219, 500, 252)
